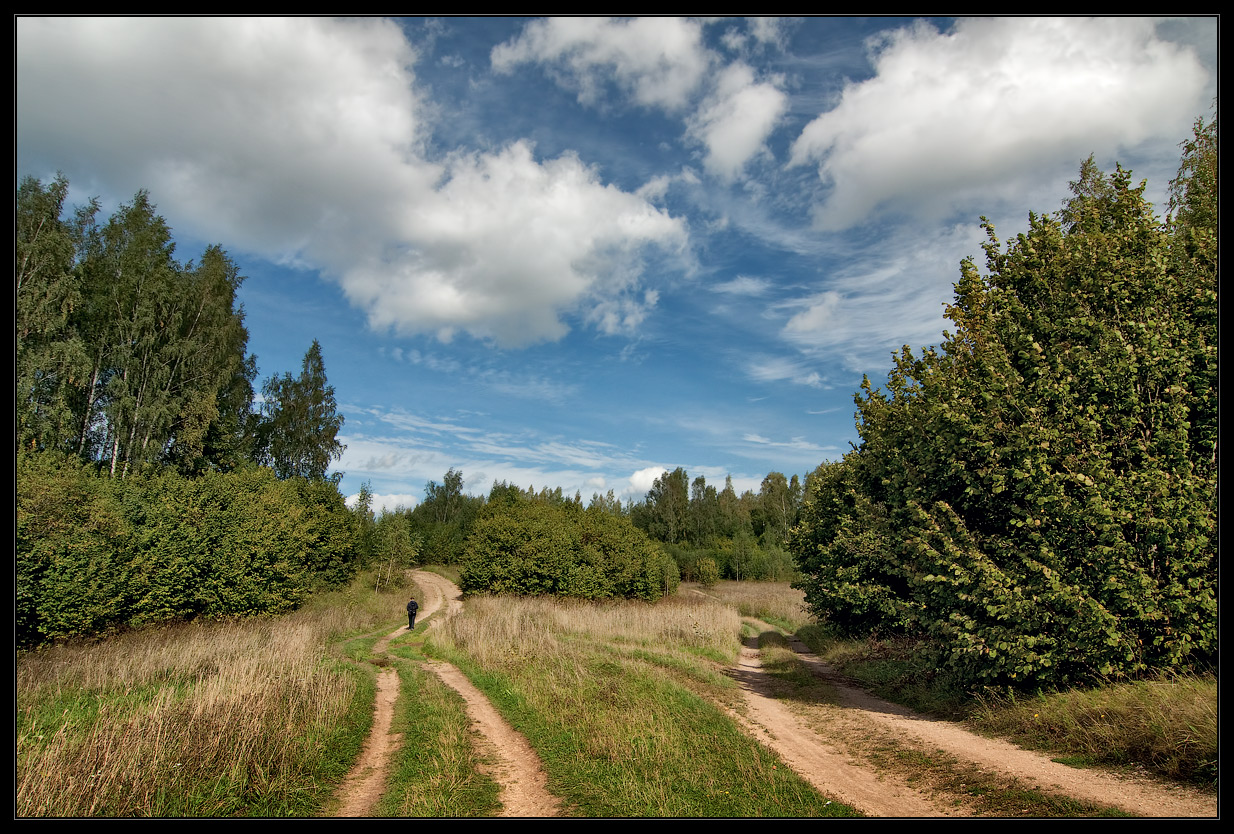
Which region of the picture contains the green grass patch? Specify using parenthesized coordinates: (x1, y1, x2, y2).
(490, 655, 853, 817)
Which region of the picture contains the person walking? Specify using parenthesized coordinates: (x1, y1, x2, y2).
(407, 598, 419, 630)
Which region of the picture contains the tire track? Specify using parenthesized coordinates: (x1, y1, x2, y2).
(728, 624, 956, 817)
(410, 571, 563, 818)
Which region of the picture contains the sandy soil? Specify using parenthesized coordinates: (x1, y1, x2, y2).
(331, 571, 561, 817)
(411, 570, 562, 817)
(735, 618, 1217, 818)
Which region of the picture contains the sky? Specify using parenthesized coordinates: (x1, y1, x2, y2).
(16, 16, 1218, 513)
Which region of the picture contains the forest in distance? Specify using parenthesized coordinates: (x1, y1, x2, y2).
(16, 110, 1216, 695)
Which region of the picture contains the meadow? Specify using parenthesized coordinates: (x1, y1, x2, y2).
(15, 572, 404, 817)
(15, 572, 1216, 817)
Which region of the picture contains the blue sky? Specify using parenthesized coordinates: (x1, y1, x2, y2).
(16, 17, 1218, 512)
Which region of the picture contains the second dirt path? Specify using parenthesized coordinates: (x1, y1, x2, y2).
(734, 617, 1216, 818)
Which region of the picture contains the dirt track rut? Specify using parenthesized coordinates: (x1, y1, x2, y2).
(413, 571, 562, 817)
(735, 618, 1216, 818)
(331, 572, 561, 818)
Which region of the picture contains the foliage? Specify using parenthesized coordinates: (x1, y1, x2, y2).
(697, 557, 720, 588)
(790, 123, 1217, 690)
(16, 452, 359, 645)
(791, 458, 914, 637)
(256, 340, 346, 482)
(403, 469, 486, 563)
(16, 177, 253, 475)
(15, 174, 93, 456)
(460, 500, 675, 601)
(372, 511, 420, 591)
(641, 466, 690, 544)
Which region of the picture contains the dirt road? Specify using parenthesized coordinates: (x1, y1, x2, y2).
(334, 579, 1213, 818)
(331, 572, 561, 818)
(733, 618, 1216, 818)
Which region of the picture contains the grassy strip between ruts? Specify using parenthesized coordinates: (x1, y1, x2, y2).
(423, 594, 859, 817)
(372, 645, 503, 817)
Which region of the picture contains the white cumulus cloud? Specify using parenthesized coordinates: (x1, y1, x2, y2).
(344, 141, 686, 346)
(687, 62, 787, 182)
(17, 17, 689, 350)
(628, 465, 669, 496)
(491, 17, 711, 112)
(789, 17, 1208, 229)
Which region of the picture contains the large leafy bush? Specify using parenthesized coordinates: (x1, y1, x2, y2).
(16, 454, 360, 645)
(792, 117, 1217, 690)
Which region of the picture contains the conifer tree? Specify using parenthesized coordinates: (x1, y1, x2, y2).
(257, 340, 346, 481)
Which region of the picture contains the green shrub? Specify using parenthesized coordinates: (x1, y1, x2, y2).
(697, 557, 720, 588)
(460, 501, 671, 601)
(790, 130, 1217, 690)
(16, 453, 360, 645)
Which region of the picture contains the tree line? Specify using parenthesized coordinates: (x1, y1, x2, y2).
(17, 176, 354, 645)
(17, 175, 346, 480)
(353, 464, 819, 593)
(789, 113, 1217, 691)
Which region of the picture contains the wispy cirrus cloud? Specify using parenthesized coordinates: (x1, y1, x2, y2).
(745, 355, 825, 388)
(711, 275, 773, 296)
(772, 221, 988, 370)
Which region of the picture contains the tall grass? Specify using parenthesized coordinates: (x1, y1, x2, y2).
(16, 574, 409, 817)
(697, 581, 813, 631)
(425, 593, 856, 817)
(970, 674, 1218, 786)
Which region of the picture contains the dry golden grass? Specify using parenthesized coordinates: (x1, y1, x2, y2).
(434, 593, 742, 671)
(693, 580, 812, 630)
(16, 578, 409, 817)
